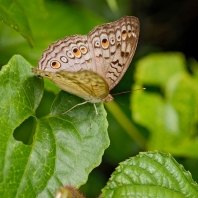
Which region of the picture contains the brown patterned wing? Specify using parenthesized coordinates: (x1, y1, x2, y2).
(38, 35, 96, 73)
(88, 16, 140, 90)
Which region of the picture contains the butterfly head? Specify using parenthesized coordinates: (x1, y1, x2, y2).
(103, 94, 114, 103)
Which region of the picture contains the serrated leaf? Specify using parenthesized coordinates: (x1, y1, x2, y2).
(102, 151, 198, 198)
(0, 55, 110, 197)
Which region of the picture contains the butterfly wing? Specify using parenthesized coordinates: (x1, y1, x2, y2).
(38, 35, 96, 73)
(88, 16, 140, 90)
(32, 68, 109, 103)
(35, 16, 139, 101)
(35, 34, 109, 102)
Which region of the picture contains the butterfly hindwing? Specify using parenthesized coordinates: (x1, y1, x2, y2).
(88, 16, 140, 90)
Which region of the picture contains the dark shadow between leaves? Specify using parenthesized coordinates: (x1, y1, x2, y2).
(13, 116, 36, 145)
(36, 90, 56, 118)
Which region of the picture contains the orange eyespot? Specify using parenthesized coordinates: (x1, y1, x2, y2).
(122, 30, 127, 39)
(128, 29, 132, 37)
(101, 38, 109, 48)
(80, 47, 87, 54)
(50, 61, 61, 69)
(73, 48, 81, 57)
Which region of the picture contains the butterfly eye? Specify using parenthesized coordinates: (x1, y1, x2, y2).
(101, 38, 109, 49)
(122, 30, 127, 40)
(73, 48, 81, 58)
(50, 61, 61, 69)
(80, 46, 87, 54)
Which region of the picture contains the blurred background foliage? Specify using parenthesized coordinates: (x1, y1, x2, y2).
(0, 0, 198, 197)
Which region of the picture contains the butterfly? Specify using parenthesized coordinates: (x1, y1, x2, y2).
(32, 16, 140, 115)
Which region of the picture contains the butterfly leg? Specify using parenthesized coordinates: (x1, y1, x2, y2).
(61, 102, 98, 129)
(89, 104, 99, 128)
(93, 103, 98, 116)
(61, 101, 88, 115)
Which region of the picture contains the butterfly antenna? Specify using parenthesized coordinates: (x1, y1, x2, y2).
(112, 87, 146, 96)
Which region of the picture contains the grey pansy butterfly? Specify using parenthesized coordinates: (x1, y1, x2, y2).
(32, 16, 140, 115)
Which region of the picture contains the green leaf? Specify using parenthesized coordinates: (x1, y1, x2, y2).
(0, 1, 104, 67)
(134, 52, 186, 86)
(102, 151, 198, 198)
(132, 53, 198, 157)
(105, 101, 146, 149)
(0, 55, 109, 197)
(0, 0, 46, 47)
